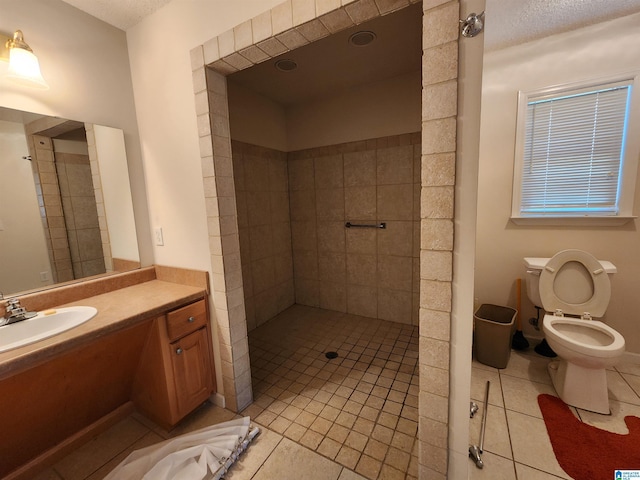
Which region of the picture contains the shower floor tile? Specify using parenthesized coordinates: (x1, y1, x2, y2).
(245, 305, 419, 480)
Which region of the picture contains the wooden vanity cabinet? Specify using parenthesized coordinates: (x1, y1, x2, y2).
(133, 298, 216, 429)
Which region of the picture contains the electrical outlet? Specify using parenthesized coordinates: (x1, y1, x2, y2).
(154, 227, 164, 246)
(40, 271, 49, 281)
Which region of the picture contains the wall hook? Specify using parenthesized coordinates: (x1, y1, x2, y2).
(460, 11, 485, 38)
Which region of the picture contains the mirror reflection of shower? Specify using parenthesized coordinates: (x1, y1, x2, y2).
(28, 122, 105, 285)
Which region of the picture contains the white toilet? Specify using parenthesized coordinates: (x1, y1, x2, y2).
(524, 249, 625, 414)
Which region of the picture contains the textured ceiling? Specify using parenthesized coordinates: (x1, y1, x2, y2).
(59, 0, 172, 30)
(59, 0, 640, 48)
(485, 0, 640, 51)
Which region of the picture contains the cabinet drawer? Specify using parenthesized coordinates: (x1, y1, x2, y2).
(166, 300, 207, 341)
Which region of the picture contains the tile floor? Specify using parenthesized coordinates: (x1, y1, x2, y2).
(469, 347, 640, 479)
(243, 305, 420, 480)
(30, 306, 640, 480)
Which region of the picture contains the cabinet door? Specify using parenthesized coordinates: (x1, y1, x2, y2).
(170, 327, 213, 418)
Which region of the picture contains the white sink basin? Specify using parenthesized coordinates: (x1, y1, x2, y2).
(0, 306, 98, 353)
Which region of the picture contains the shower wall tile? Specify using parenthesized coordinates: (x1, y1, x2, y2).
(290, 189, 317, 221)
(421, 153, 455, 187)
(344, 150, 376, 186)
(249, 225, 273, 260)
(274, 254, 294, 284)
(320, 282, 347, 312)
(289, 133, 420, 324)
(317, 0, 342, 16)
(377, 185, 414, 221)
(378, 288, 413, 324)
(246, 191, 271, 226)
(296, 19, 331, 43)
(347, 284, 377, 318)
(291, 221, 318, 251)
(346, 228, 377, 255)
(316, 188, 344, 221)
(232, 141, 295, 334)
(251, 10, 273, 44)
(377, 255, 412, 291)
(347, 253, 377, 287)
(273, 222, 293, 254)
(269, 157, 289, 191)
(344, 0, 380, 24)
(377, 145, 413, 185)
(345, 186, 376, 220)
(317, 221, 345, 253)
(252, 257, 275, 293)
(289, 157, 316, 190)
(292, 0, 317, 26)
(422, 0, 459, 48)
(315, 154, 344, 188)
(378, 221, 413, 257)
(295, 278, 320, 306)
(420, 185, 453, 219)
(319, 8, 354, 33)
(318, 252, 346, 282)
(293, 250, 319, 279)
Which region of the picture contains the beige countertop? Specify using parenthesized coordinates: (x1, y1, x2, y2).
(0, 280, 207, 381)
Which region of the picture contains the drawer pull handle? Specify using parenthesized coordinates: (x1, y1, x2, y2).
(188, 316, 195, 323)
(176, 348, 183, 355)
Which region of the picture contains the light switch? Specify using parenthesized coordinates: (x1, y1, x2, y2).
(154, 227, 164, 246)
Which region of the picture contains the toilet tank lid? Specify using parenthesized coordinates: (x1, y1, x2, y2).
(524, 257, 617, 273)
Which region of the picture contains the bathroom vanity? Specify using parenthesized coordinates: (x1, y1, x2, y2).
(0, 266, 216, 480)
(133, 298, 215, 429)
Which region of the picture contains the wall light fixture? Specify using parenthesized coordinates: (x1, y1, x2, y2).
(0, 30, 49, 89)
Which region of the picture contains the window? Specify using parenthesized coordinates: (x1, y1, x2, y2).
(511, 74, 640, 225)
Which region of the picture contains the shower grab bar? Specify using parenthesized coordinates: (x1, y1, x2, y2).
(345, 222, 386, 229)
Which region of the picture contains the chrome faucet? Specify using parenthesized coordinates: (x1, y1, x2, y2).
(1, 297, 37, 326)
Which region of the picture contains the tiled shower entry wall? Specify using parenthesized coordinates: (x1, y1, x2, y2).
(191, 0, 460, 477)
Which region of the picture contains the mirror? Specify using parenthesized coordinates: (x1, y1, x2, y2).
(0, 106, 140, 297)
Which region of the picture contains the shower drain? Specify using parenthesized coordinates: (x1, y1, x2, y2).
(325, 351, 338, 359)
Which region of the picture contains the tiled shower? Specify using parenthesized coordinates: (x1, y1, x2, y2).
(233, 133, 421, 332)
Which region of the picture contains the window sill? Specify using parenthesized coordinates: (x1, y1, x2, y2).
(510, 216, 637, 227)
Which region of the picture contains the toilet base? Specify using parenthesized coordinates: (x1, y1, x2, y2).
(547, 359, 610, 414)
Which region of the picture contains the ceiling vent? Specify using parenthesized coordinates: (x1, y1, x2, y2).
(348, 30, 377, 47)
(274, 59, 298, 72)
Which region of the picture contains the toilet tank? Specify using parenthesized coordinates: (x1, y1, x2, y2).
(523, 257, 617, 308)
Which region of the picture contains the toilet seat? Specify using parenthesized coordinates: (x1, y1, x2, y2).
(543, 316, 624, 358)
(539, 249, 611, 318)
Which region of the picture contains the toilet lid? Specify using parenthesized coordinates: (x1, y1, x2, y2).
(539, 249, 611, 318)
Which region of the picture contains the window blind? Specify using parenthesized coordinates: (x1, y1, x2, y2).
(520, 84, 631, 215)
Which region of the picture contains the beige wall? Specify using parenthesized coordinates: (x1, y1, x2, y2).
(0, 120, 53, 293)
(289, 134, 421, 324)
(0, 0, 151, 266)
(475, 12, 640, 353)
(92, 125, 139, 264)
(228, 82, 289, 152)
(229, 70, 421, 152)
(286, 71, 421, 151)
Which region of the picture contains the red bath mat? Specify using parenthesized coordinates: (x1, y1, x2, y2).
(538, 394, 640, 479)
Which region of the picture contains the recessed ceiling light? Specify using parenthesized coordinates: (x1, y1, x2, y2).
(348, 30, 377, 47)
(274, 59, 298, 72)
